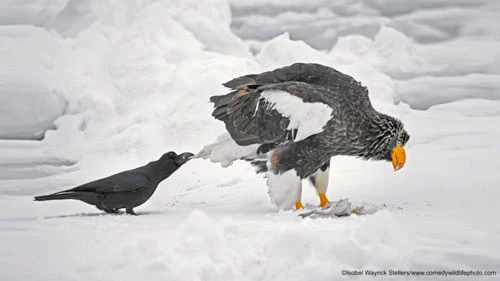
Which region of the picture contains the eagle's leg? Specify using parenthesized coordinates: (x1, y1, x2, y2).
(295, 200, 304, 210)
(309, 163, 331, 207)
(266, 170, 303, 210)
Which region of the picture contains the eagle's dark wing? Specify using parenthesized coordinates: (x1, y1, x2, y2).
(224, 63, 368, 98)
(70, 169, 150, 193)
(211, 82, 331, 146)
(212, 63, 371, 147)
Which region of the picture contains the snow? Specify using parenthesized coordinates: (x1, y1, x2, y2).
(256, 32, 337, 69)
(0, 26, 66, 140)
(1, 0, 500, 280)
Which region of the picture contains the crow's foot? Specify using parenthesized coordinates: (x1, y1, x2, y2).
(103, 208, 120, 214)
(126, 208, 137, 216)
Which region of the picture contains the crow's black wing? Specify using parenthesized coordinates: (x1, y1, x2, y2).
(71, 168, 150, 193)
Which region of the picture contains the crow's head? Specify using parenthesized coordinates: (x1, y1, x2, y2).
(158, 151, 194, 167)
(174, 152, 194, 166)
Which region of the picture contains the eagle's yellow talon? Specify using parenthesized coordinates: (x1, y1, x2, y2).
(391, 142, 406, 171)
(295, 201, 304, 210)
(318, 193, 330, 207)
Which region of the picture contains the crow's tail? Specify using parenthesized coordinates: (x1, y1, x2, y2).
(34, 191, 101, 205)
(34, 192, 77, 201)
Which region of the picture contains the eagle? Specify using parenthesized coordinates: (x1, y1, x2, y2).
(198, 63, 409, 210)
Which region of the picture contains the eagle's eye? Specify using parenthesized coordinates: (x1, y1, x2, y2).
(400, 131, 410, 145)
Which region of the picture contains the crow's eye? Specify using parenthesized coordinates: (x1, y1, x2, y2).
(167, 152, 175, 158)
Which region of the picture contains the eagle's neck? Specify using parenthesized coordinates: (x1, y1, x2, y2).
(359, 111, 403, 160)
(332, 111, 402, 160)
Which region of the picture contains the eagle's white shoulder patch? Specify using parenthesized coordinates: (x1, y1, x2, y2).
(260, 90, 333, 141)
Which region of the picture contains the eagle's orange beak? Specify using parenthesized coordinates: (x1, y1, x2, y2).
(391, 142, 406, 171)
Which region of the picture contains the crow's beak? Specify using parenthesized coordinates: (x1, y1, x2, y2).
(174, 152, 195, 166)
(391, 142, 406, 171)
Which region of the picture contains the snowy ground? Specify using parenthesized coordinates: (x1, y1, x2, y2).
(1, 0, 500, 280)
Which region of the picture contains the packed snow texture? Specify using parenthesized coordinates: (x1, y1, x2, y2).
(1, 0, 500, 280)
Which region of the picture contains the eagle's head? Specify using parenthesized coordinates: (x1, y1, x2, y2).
(368, 114, 410, 171)
(382, 127, 409, 171)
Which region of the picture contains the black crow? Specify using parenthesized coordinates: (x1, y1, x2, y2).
(34, 151, 193, 215)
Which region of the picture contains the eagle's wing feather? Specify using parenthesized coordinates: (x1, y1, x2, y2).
(224, 63, 368, 99)
(212, 82, 335, 146)
(220, 63, 372, 116)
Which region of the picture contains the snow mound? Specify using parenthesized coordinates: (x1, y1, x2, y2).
(330, 26, 500, 79)
(231, 0, 500, 49)
(0, 26, 66, 139)
(256, 32, 336, 69)
(395, 74, 500, 110)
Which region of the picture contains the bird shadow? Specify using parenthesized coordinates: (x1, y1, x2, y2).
(43, 210, 164, 219)
(44, 212, 119, 219)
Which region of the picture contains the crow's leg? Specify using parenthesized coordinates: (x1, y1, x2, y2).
(103, 208, 120, 214)
(96, 204, 120, 214)
(126, 208, 137, 216)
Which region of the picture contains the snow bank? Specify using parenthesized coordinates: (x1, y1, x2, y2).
(329, 25, 500, 111)
(330, 26, 500, 79)
(0, 80, 66, 139)
(230, 0, 499, 48)
(0, 26, 66, 139)
(256, 32, 336, 70)
(0, 0, 68, 26)
(395, 74, 500, 110)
